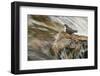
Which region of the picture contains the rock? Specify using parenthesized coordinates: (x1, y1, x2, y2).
(51, 32, 88, 59)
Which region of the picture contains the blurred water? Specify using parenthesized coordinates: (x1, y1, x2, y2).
(50, 16, 88, 36)
(28, 15, 88, 60)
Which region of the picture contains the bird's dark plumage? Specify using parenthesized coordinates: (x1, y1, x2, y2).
(64, 24, 77, 34)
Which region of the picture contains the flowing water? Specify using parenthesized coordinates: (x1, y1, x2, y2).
(28, 15, 88, 60)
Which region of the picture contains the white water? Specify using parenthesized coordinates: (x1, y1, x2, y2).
(50, 16, 88, 36)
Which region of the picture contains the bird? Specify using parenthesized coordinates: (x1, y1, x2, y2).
(64, 24, 77, 34)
